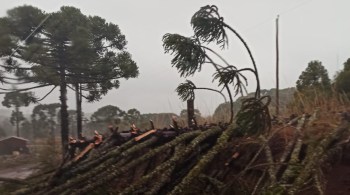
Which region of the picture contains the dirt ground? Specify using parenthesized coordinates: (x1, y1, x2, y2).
(0, 163, 38, 180)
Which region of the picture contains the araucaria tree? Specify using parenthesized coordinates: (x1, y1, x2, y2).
(31, 103, 61, 138)
(2, 91, 36, 137)
(90, 105, 126, 125)
(335, 58, 350, 96)
(176, 80, 226, 126)
(296, 60, 331, 93)
(163, 5, 262, 124)
(0, 6, 138, 155)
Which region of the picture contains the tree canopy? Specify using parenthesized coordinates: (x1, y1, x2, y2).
(32, 103, 60, 138)
(296, 60, 331, 92)
(2, 90, 36, 137)
(90, 105, 125, 124)
(0, 5, 139, 154)
(163, 5, 263, 124)
(2, 90, 36, 108)
(335, 58, 350, 95)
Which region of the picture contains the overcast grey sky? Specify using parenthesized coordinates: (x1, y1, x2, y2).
(0, 0, 349, 116)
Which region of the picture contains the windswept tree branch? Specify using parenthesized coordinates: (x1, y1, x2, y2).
(195, 87, 227, 102)
(0, 84, 51, 94)
(202, 46, 231, 67)
(205, 55, 234, 123)
(0, 64, 34, 71)
(66, 84, 89, 100)
(223, 24, 261, 97)
(37, 85, 57, 101)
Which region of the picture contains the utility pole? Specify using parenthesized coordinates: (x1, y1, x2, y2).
(276, 15, 280, 116)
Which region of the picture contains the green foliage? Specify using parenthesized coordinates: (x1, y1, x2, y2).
(176, 80, 196, 101)
(32, 103, 60, 138)
(124, 108, 141, 124)
(163, 34, 206, 77)
(122, 128, 221, 195)
(191, 5, 228, 48)
(2, 90, 36, 136)
(90, 105, 125, 124)
(0, 18, 15, 56)
(83, 51, 139, 102)
(236, 96, 271, 136)
(296, 60, 331, 92)
(8, 6, 45, 35)
(2, 91, 36, 108)
(213, 65, 249, 96)
(64, 132, 201, 195)
(10, 110, 25, 126)
(164, 4, 262, 124)
(191, 4, 261, 97)
(169, 125, 235, 195)
(335, 58, 350, 95)
(0, 5, 139, 152)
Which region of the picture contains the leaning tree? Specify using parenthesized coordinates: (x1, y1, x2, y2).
(0, 5, 138, 155)
(176, 80, 226, 126)
(163, 5, 262, 124)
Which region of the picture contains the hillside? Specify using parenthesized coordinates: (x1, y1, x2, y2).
(213, 87, 295, 121)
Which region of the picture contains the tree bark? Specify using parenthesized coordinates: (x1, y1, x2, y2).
(187, 99, 194, 127)
(59, 63, 69, 158)
(15, 106, 20, 137)
(75, 83, 83, 139)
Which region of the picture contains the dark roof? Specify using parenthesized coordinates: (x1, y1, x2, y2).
(0, 136, 29, 142)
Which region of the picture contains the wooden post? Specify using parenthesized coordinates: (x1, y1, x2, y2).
(276, 15, 280, 116)
(187, 99, 194, 127)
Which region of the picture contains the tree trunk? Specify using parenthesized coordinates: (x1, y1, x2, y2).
(59, 64, 69, 158)
(187, 99, 194, 127)
(15, 106, 20, 137)
(75, 83, 83, 139)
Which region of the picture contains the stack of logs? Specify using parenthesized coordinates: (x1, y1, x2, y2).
(6, 111, 350, 195)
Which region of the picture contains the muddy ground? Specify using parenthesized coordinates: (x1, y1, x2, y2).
(0, 163, 38, 180)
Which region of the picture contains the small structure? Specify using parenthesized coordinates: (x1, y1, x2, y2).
(0, 136, 29, 155)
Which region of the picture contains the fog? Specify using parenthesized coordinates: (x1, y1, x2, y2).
(0, 0, 349, 116)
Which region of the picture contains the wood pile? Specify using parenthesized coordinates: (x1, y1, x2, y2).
(5, 109, 350, 195)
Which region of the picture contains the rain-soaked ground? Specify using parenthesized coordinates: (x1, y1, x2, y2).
(0, 163, 38, 180)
